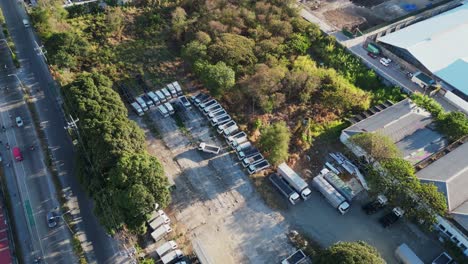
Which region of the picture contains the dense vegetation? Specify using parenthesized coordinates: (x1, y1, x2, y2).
(350, 133, 447, 227)
(316, 241, 385, 264)
(30, 0, 409, 231)
(411, 93, 468, 141)
(64, 73, 169, 233)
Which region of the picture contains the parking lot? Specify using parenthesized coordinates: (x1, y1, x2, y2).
(133, 89, 446, 264)
(136, 98, 294, 263)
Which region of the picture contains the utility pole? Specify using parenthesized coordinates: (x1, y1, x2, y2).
(0, 39, 15, 58)
(34, 40, 47, 62)
(8, 74, 28, 94)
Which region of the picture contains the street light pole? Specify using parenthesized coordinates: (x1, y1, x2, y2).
(56, 210, 74, 235)
(0, 39, 15, 58)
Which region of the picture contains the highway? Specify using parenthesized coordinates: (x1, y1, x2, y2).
(0, 0, 131, 263)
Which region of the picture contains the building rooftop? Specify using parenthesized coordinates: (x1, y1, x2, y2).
(342, 99, 447, 164)
(417, 140, 468, 213)
(378, 2, 468, 96)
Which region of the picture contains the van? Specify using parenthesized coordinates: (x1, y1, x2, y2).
(172, 81, 183, 95)
(166, 83, 177, 97)
(23, 19, 30, 28)
(161, 88, 172, 100)
(147, 91, 160, 105)
(13, 147, 23, 161)
(136, 97, 148, 111)
(149, 213, 170, 230)
(131, 102, 144, 116)
(155, 90, 167, 103)
(150, 224, 172, 242)
(164, 102, 175, 115)
(156, 240, 178, 257)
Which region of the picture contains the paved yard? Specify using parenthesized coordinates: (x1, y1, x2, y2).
(138, 105, 294, 263)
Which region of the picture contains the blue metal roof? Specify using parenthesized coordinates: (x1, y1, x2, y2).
(379, 2, 468, 95)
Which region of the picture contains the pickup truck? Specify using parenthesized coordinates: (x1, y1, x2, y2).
(379, 207, 404, 228)
(217, 120, 236, 134)
(226, 131, 247, 146)
(222, 124, 238, 137)
(211, 114, 231, 126)
(242, 153, 264, 167)
(198, 142, 220, 154)
(203, 104, 223, 115)
(362, 195, 388, 215)
(191, 93, 209, 105)
(199, 99, 217, 110)
(247, 160, 270, 175)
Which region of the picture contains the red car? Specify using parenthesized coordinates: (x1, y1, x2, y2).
(367, 52, 378, 59)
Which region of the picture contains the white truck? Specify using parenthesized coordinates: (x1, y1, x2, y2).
(171, 81, 183, 95)
(156, 240, 178, 257)
(222, 123, 238, 137)
(247, 160, 270, 175)
(161, 87, 172, 100)
(203, 104, 222, 115)
(217, 120, 236, 134)
(131, 102, 144, 116)
(155, 90, 167, 103)
(226, 131, 247, 146)
(269, 173, 300, 205)
(167, 83, 178, 97)
(164, 102, 175, 115)
(395, 243, 424, 264)
(151, 224, 172, 242)
(198, 142, 220, 154)
(211, 114, 231, 126)
(208, 109, 227, 119)
(158, 104, 169, 118)
(199, 99, 217, 110)
(277, 163, 312, 200)
(242, 153, 264, 167)
(136, 96, 149, 111)
(161, 249, 184, 264)
(147, 91, 161, 105)
(312, 175, 350, 214)
(147, 209, 165, 223)
(149, 213, 170, 230)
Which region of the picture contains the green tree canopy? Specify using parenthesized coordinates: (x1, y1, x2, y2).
(208, 33, 257, 74)
(437, 111, 468, 141)
(195, 61, 236, 96)
(316, 241, 385, 264)
(258, 121, 291, 165)
(349, 133, 401, 162)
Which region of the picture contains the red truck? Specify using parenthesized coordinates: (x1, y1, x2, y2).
(13, 147, 23, 161)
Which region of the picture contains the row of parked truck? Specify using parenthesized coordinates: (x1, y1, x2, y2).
(146, 209, 186, 264)
(125, 81, 184, 116)
(191, 92, 271, 175)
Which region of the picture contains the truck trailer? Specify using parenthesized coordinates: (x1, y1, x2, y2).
(161, 249, 184, 264)
(269, 173, 300, 205)
(312, 175, 350, 214)
(156, 240, 178, 257)
(198, 142, 220, 154)
(277, 163, 312, 200)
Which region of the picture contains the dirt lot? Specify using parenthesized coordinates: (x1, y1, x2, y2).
(136, 102, 295, 263)
(304, 0, 446, 31)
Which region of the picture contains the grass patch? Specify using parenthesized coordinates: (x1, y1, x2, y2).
(250, 172, 288, 211)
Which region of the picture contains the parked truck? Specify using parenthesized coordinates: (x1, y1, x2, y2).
(395, 243, 424, 264)
(161, 249, 184, 264)
(379, 207, 404, 228)
(281, 249, 307, 264)
(362, 195, 388, 215)
(156, 240, 178, 258)
(167, 83, 178, 97)
(247, 160, 270, 175)
(322, 169, 355, 201)
(211, 114, 231, 126)
(171, 81, 183, 95)
(164, 102, 175, 115)
(278, 163, 312, 200)
(147, 91, 161, 105)
(149, 213, 170, 230)
(217, 120, 236, 134)
(136, 96, 149, 111)
(227, 131, 247, 147)
(242, 153, 264, 167)
(269, 173, 300, 205)
(198, 142, 220, 154)
(208, 109, 227, 119)
(151, 224, 172, 242)
(312, 175, 350, 214)
(130, 102, 144, 116)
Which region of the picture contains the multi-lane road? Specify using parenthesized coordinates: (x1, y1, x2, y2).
(0, 0, 131, 263)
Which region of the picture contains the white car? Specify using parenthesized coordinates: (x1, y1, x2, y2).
(15, 116, 23, 127)
(379, 57, 392, 66)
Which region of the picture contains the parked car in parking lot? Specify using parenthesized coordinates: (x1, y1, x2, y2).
(16, 116, 23, 127)
(47, 212, 57, 228)
(247, 160, 270, 175)
(178, 96, 192, 110)
(367, 52, 378, 59)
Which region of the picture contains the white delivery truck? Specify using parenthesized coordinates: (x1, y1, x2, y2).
(395, 244, 424, 264)
(172, 81, 183, 95)
(131, 102, 144, 116)
(269, 173, 300, 205)
(161, 87, 172, 100)
(198, 142, 220, 154)
(149, 213, 170, 230)
(136, 96, 149, 111)
(312, 175, 350, 214)
(277, 163, 312, 200)
(164, 102, 175, 115)
(158, 104, 169, 118)
(151, 224, 172, 242)
(147, 91, 161, 105)
(156, 90, 167, 103)
(156, 240, 178, 257)
(167, 83, 178, 97)
(161, 249, 184, 264)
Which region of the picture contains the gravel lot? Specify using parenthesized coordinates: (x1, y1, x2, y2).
(137, 103, 295, 263)
(135, 96, 444, 264)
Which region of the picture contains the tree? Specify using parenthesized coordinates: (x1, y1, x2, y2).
(436, 111, 468, 141)
(316, 241, 385, 264)
(196, 61, 235, 96)
(106, 7, 124, 39)
(287, 33, 311, 55)
(171, 7, 188, 41)
(181, 40, 207, 63)
(349, 133, 401, 162)
(258, 121, 291, 165)
(208, 33, 257, 74)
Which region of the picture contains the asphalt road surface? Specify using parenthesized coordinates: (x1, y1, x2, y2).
(0, 1, 131, 263)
